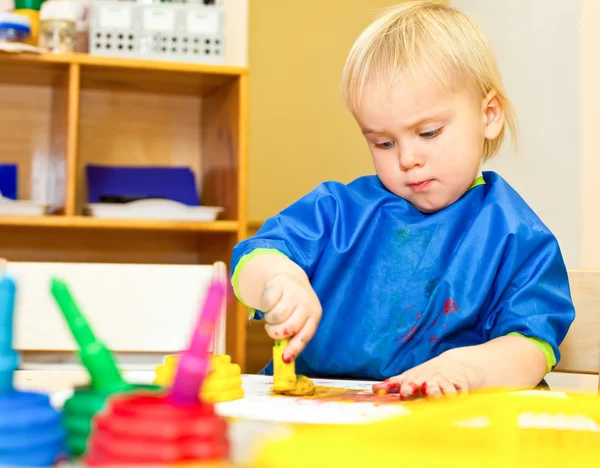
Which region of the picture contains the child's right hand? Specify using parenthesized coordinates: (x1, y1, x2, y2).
(260, 272, 322, 363)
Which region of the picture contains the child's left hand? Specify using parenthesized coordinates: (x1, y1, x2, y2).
(372, 352, 483, 399)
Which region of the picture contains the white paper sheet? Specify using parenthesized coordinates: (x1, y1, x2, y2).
(125, 372, 412, 425)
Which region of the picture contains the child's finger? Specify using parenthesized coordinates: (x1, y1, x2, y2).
(399, 381, 421, 400)
(260, 280, 284, 311)
(421, 379, 443, 398)
(263, 296, 296, 325)
(449, 373, 469, 394)
(265, 304, 307, 340)
(437, 377, 458, 397)
(283, 317, 318, 363)
(372, 377, 403, 394)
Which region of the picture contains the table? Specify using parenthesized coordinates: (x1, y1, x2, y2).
(14, 371, 569, 466)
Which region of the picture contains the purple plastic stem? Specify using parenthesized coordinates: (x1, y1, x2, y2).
(169, 278, 226, 405)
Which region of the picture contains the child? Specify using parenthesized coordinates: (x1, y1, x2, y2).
(230, 1, 575, 399)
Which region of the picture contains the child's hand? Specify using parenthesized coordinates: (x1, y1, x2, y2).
(260, 272, 322, 362)
(372, 352, 484, 399)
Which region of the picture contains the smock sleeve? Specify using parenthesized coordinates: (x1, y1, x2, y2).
(230, 183, 338, 318)
(483, 228, 575, 372)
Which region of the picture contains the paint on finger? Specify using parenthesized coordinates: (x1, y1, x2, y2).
(372, 378, 395, 393)
(282, 352, 295, 364)
(421, 382, 428, 397)
(376, 381, 400, 394)
(400, 382, 419, 400)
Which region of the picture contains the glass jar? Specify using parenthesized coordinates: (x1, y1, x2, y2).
(38, 0, 77, 53)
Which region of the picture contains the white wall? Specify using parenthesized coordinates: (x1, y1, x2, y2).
(451, 0, 581, 269)
(580, 0, 600, 269)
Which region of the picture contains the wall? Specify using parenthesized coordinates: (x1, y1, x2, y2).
(451, 0, 581, 269)
(223, 0, 248, 66)
(248, 0, 410, 223)
(580, 0, 600, 269)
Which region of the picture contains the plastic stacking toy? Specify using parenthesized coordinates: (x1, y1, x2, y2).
(155, 352, 244, 403)
(50, 278, 160, 457)
(155, 260, 244, 403)
(0, 276, 66, 467)
(85, 276, 230, 465)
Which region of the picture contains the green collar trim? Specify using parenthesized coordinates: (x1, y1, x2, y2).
(468, 175, 485, 190)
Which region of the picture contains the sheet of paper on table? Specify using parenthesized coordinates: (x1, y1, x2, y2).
(210, 374, 412, 424)
(50, 373, 412, 425)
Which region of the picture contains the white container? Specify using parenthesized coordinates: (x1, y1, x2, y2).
(38, 0, 77, 53)
(0, 195, 49, 216)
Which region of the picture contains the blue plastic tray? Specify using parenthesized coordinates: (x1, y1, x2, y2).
(86, 165, 200, 206)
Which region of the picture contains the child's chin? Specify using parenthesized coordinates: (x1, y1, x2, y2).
(409, 197, 448, 214)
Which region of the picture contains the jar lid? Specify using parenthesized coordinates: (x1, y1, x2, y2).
(39, 0, 77, 22)
(14, 0, 46, 11)
(0, 11, 32, 33)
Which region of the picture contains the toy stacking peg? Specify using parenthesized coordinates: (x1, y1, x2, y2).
(0, 276, 18, 394)
(50, 278, 123, 390)
(209, 261, 227, 355)
(85, 277, 230, 466)
(169, 277, 226, 404)
(0, 276, 66, 467)
(154, 261, 244, 403)
(50, 277, 160, 458)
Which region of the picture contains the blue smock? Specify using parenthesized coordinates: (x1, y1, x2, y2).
(231, 172, 575, 380)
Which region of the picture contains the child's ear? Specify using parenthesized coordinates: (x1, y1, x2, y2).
(482, 90, 505, 140)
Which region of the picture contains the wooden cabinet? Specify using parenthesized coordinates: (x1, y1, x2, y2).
(0, 52, 248, 369)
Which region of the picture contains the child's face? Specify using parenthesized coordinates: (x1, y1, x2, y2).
(355, 75, 503, 213)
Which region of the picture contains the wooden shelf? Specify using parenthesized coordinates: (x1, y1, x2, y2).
(0, 216, 239, 232)
(0, 51, 247, 74)
(0, 51, 249, 370)
(0, 52, 246, 96)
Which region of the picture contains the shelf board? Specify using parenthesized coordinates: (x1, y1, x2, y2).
(0, 52, 247, 95)
(0, 215, 239, 232)
(0, 53, 67, 86)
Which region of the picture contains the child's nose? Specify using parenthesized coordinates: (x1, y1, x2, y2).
(398, 144, 424, 170)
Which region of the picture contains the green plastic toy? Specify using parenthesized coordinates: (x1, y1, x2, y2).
(50, 277, 161, 457)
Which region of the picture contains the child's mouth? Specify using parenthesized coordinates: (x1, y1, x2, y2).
(409, 179, 433, 192)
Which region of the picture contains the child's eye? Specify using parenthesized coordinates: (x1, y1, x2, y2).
(375, 141, 395, 150)
(419, 128, 442, 139)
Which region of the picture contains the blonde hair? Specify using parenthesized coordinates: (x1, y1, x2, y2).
(341, 1, 517, 161)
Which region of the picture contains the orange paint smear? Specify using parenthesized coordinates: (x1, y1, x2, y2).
(270, 386, 403, 405)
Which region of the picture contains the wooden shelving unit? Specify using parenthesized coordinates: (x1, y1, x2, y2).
(0, 52, 249, 369)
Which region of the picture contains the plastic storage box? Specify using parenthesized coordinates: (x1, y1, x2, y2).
(88, 0, 225, 64)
